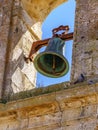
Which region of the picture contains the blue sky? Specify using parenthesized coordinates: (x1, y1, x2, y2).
(37, 0, 76, 87)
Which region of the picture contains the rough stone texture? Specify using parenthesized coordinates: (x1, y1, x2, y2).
(0, 0, 42, 98)
(0, 83, 98, 130)
(21, 0, 67, 22)
(0, 0, 13, 98)
(0, 0, 98, 129)
(71, 0, 98, 82)
(9, 1, 41, 94)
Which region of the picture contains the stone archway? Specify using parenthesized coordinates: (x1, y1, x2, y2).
(11, 0, 68, 93)
(0, 0, 68, 99)
(21, 0, 67, 22)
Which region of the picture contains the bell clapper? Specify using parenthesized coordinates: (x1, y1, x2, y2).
(53, 55, 56, 73)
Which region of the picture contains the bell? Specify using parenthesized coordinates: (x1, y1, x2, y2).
(34, 37, 69, 78)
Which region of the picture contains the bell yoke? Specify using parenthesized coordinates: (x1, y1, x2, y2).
(27, 25, 73, 78)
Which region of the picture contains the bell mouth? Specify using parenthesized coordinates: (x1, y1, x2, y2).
(34, 52, 69, 78)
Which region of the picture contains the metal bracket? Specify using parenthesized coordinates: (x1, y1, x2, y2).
(26, 25, 73, 62)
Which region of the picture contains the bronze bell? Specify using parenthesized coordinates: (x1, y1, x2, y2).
(34, 37, 69, 78)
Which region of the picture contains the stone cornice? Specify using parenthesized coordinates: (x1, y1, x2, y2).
(0, 82, 98, 114)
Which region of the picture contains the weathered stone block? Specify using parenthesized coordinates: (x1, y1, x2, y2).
(71, 0, 98, 82)
(62, 108, 82, 121)
(80, 105, 97, 118)
(28, 112, 61, 129)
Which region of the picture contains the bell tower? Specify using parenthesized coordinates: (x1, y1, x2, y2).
(71, 0, 98, 82)
(1, 1, 98, 130)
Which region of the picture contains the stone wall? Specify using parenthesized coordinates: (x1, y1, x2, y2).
(0, 0, 42, 99)
(0, 83, 98, 130)
(71, 0, 98, 82)
(0, 0, 13, 98)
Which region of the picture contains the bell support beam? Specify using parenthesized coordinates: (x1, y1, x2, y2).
(28, 32, 73, 61)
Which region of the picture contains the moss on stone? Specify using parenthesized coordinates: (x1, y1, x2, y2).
(6, 81, 93, 102)
(8, 82, 70, 101)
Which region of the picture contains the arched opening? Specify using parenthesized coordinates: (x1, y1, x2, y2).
(37, 0, 76, 87)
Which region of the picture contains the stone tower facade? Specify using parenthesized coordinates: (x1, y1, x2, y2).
(71, 0, 98, 82)
(0, 0, 98, 130)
